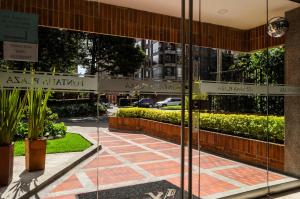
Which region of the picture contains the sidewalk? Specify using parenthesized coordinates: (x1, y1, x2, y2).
(36, 121, 297, 199)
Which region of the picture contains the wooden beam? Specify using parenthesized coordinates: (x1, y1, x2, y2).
(0, 0, 284, 52)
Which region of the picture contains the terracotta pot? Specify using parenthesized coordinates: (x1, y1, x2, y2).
(0, 144, 14, 186)
(25, 138, 46, 171)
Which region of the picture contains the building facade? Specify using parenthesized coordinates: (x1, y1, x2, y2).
(135, 39, 232, 82)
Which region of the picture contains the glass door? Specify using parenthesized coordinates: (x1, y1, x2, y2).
(188, 0, 300, 198)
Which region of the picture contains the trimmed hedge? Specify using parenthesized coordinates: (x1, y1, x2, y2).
(116, 108, 284, 143)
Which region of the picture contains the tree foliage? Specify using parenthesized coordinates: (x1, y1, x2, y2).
(0, 27, 145, 76)
(0, 27, 86, 73)
(214, 47, 285, 115)
(85, 34, 145, 76)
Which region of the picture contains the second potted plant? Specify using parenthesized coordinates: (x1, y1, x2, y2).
(0, 89, 26, 186)
(25, 88, 51, 171)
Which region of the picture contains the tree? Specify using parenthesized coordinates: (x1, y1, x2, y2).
(0, 27, 86, 73)
(215, 47, 285, 115)
(37, 27, 86, 73)
(86, 34, 145, 76)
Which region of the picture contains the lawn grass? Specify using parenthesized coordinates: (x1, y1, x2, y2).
(14, 133, 92, 156)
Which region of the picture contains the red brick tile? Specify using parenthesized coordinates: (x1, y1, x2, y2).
(101, 140, 131, 147)
(110, 145, 146, 154)
(215, 166, 283, 186)
(139, 161, 182, 176)
(121, 152, 166, 163)
(84, 156, 123, 169)
(144, 142, 179, 150)
(131, 138, 162, 144)
(98, 137, 121, 142)
(85, 166, 144, 185)
(160, 148, 202, 158)
(117, 133, 147, 139)
(168, 173, 238, 197)
(51, 175, 82, 193)
(193, 156, 235, 169)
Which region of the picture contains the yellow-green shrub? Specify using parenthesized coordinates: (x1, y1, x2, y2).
(116, 108, 284, 143)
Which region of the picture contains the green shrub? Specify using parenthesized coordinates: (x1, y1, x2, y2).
(116, 108, 284, 143)
(15, 122, 28, 140)
(15, 107, 67, 140)
(44, 122, 67, 138)
(161, 105, 182, 110)
(50, 102, 106, 118)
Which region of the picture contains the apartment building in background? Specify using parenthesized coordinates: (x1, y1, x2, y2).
(135, 39, 233, 82)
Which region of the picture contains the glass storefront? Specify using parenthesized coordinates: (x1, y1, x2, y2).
(1, 0, 300, 198)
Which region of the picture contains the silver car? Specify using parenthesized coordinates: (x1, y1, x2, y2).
(155, 97, 181, 108)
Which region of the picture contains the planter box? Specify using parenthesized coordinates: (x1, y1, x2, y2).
(0, 144, 14, 186)
(108, 117, 285, 171)
(25, 139, 46, 171)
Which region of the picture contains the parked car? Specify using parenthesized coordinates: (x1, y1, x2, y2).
(133, 98, 155, 108)
(155, 97, 181, 108)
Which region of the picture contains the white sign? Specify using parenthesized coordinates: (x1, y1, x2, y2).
(98, 78, 182, 94)
(3, 41, 38, 62)
(200, 81, 300, 96)
(0, 71, 97, 92)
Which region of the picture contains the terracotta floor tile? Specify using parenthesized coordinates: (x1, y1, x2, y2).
(144, 142, 179, 150)
(98, 136, 121, 142)
(131, 138, 162, 144)
(193, 156, 236, 169)
(215, 166, 284, 186)
(40, 130, 291, 199)
(139, 160, 182, 176)
(109, 145, 146, 154)
(160, 148, 202, 158)
(117, 134, 148, 139)
(51, 175, 82, 193)
(121, 152, 166, 163)
(85, 166, 145, 185)
(168, 173, 238, 197)
(84, 156, 123, 169)
(101, 140, 132, 147)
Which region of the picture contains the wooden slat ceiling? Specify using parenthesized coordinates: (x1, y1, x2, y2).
(0, 0, 285, 52)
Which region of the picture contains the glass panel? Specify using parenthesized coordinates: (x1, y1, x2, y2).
(192, 0, 275, 198)
(266, 0, 300, 198)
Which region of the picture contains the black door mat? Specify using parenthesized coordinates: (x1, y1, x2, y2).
(76, 180, 201, 199)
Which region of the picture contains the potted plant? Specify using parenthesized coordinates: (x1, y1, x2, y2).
(25, 88, 51, 171)
(0, 89, 26, 186)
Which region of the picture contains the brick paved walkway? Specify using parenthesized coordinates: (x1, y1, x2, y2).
(37, 124, 296, 199)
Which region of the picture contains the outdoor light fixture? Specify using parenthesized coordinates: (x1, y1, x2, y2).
(268, 17, 289, 38)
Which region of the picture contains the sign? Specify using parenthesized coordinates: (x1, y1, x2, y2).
(200, 81, 300, 96)
(3, 41, 38, 62)
(0, 71, 97, 92)
(0, 10, 38, 43)
(98, 78, 182, 94)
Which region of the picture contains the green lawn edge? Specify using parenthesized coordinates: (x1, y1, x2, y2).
(14, 133, 92, 156)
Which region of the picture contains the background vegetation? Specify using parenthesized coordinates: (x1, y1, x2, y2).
(117, 108, 284, 144)
(212, 47, 285, 115)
